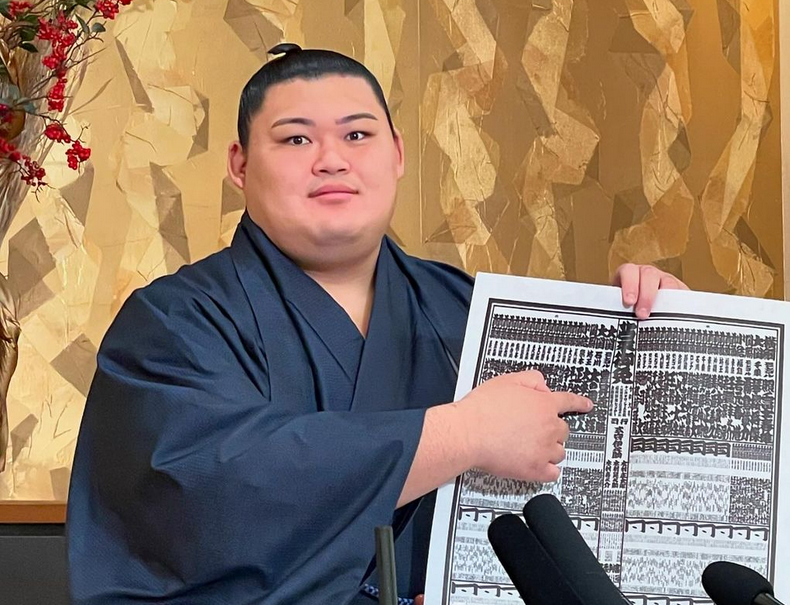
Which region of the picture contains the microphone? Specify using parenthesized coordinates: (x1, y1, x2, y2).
(488, 513, 584, 605)
(521, 494, 630, 605)
(702, 562, 785, 605)
(374, 526, 398, 605)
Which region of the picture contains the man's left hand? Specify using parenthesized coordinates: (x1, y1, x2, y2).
(612, 264, 689, 319)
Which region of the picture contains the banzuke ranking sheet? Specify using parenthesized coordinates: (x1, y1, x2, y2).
(425, 273, 790, 605)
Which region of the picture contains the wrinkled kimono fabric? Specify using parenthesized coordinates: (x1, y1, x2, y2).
(67, 213, 473, 604)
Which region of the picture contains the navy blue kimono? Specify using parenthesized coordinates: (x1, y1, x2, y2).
(67, 213, 473, 604)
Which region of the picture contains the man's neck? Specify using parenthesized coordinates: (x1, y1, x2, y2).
(304, 248, 379, 337)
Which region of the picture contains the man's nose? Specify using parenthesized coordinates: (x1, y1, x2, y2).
(313, 143, 350, 175)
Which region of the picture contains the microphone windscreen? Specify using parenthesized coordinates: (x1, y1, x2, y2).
(522, 494, 629, 605)
(702, 561, 774, 605)
(488, 513, 585, 605)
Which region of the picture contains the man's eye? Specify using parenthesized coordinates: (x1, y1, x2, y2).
(286, 135, 309, 145)
(346, 131, 368, 141)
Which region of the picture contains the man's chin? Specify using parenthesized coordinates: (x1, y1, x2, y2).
(292, 228, 385, 272)
(312, 225, 385, 249)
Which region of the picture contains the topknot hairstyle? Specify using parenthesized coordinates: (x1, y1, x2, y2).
(237, 43, 395, 148)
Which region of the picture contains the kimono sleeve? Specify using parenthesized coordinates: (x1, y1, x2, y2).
(66, 285, 427, 604)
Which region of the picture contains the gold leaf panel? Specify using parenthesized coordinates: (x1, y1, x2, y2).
(0, 0, 781, 501)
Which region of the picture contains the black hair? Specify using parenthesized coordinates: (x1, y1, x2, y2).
(237, 43, 395, 149)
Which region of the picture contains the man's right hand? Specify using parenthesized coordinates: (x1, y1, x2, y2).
(397, 370, 592, 507)
(456, 370, 592, 483)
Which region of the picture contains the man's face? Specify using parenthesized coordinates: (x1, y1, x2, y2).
(228, 75, 405, 269)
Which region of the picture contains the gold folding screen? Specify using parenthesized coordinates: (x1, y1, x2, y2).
(0, 0, 781, 504)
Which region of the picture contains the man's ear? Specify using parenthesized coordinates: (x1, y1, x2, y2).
(393, 127, 405, 179)
(227, 141, 247, 189)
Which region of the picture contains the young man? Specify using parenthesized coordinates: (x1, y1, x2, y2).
(67, 44, 688, 604)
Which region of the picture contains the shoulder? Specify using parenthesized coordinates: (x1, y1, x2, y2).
(414, 256, 474, 291)
(102, 247, 252, 358)
(385, 238, 474, 305)
(137, 247, 238, 310)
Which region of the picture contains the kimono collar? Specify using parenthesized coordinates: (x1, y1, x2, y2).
(230, 212, 389, 378)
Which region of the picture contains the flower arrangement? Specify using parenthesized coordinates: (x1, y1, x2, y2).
(0, 0, 135, 473)
(0, 0, 132, 189)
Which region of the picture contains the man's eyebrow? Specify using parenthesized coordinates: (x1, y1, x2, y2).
(271, 117, 316, 128)
(270, 113, 379, 128)
(336, 113, 378, 125)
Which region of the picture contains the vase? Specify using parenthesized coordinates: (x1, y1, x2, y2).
(0, 274, 19, 472)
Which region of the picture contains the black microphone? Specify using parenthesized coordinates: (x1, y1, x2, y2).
(488, 513, 585, 605)
(522, 494, 630, 605)
(702, 561, 785, 605)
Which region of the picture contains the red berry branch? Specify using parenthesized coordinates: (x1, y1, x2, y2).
(0, 0, 134, 189)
